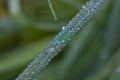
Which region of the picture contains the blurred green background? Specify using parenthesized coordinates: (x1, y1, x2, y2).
(0, 0, 120, 80)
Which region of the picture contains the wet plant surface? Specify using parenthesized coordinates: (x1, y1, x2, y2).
(0, 0, 120, 80)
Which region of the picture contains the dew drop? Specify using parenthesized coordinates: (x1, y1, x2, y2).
(68, 38, 70, 41)
(31, 71, 35, 75)
(61, 40, 65, 43)
(77, 27, 80, 30)
(48, 59, 51, 62)
(62, 26, 68, 30)
(96, 2, 100, 6)
(81, 17, 86, 21)
(27, 77, 31, 80)
(28, 65, 31, 68)
(62, 26, 65, 30)
(47, 47, 55, 54)
(82, 5, 88, 11)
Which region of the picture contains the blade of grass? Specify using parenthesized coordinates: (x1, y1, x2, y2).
(48, 0, 58, 21)
(85, 49, 120, 80)
(98, 0, 120, 67)
(16, 0, 104, 79)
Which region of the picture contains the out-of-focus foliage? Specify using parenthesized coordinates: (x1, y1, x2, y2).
(0, 0, 120, 80)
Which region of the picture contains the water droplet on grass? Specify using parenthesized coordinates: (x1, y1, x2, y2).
(31, 71, 35, 75)
(62, 26, 66, 30)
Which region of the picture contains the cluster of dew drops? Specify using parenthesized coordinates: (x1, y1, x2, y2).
(51, 0, 102, 52)
(16, 0, 103, 80)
